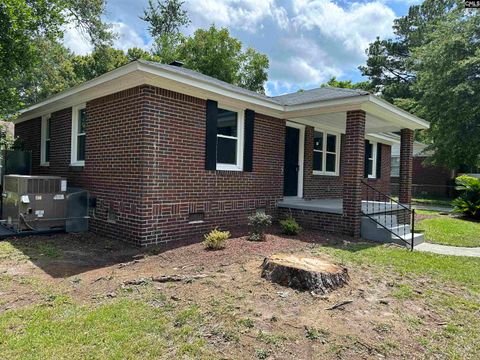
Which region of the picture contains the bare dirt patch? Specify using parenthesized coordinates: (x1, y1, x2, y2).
(0, 229, 472, 359)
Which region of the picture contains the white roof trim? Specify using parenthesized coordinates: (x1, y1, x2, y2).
(13, 61, 429, 131)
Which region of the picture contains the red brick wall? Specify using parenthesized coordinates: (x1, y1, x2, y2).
(303, 126, 345, 199)
(16, 86, 152, 244)
(140, 86, 285, 246)
(363, 143, 391, 197)
(302, 125, 391, 200)
(399, 129, 414, 204)
(411, 156, 452, 186)
(15, 85, 285, 246)
(391, 156, 452, 197)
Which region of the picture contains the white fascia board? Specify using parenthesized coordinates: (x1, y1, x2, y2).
(283, 95, 370, 118)
(366, 133, 398, 145)
(362, 95, 429, 130)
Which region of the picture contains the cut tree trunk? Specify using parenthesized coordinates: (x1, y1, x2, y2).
(261, 254, 349, 294)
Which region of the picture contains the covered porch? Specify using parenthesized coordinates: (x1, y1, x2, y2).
(278, 89, 429, 238)
(277, 198, 405, 215)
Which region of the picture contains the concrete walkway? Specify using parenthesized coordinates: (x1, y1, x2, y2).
(412, 204, 453, 213)
(415, 242, 480, 257)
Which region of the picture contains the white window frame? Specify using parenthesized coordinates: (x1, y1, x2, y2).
(367, 141, 377, 179)
(312, 129, 340, 176)
(391, 155, 400, 177)
(40, 114, 51, 166)
(216, 105, 244, 171)
(71, 104, 86, 167)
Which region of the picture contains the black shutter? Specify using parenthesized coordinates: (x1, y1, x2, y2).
(364, 140, 369, 178)
(244, 109, 255, 172)
(376, 143, 382, 179)
(205, 100, 218, 170)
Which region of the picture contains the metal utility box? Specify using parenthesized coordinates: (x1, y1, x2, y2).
(2, 175, 67, 231)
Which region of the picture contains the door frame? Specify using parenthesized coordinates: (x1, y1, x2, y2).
(285, 121, 305, 198)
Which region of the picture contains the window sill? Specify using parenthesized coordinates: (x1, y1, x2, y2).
(70, 161, 85, 167)
(40, 162, 50, 167)
(216, 164, 243, 172)
(312, 171, 339, 177)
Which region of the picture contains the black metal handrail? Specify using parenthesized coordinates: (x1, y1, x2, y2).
(361, 180, 415, 251)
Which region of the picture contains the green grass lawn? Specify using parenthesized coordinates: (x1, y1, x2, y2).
(0, 292, 210, 359)
(416, 216, 480, 247)
(412, 196, 452, 207)
(315, 243, 480, 359)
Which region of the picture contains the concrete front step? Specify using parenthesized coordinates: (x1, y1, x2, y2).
(361, 216, 424, 247)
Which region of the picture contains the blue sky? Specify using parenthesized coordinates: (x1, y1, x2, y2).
(63, 0, 422, 96)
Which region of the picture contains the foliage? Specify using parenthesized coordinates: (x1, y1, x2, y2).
(140, 2, 269, 93)
(279, 216, 302, 236)
(320, 77, 372, 91)
(359, 0, 458, 103)
(0, 124, 14, 149)
(203, 228, 230, 250)
(0, 0, 112, 118)
(141, 0, 190, 38)
(247, 212, 272, 241)
(412, 13, 480, 169)
(359, 0, 480, 169)
(452, 175, 480, 219)
(179, 26, 269, 93)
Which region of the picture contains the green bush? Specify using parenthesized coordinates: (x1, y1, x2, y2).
(247, 212, 272, 241)
(452, 175, 480, 219)
(280, 216, 302, 235)
(203, 228, 230, 250)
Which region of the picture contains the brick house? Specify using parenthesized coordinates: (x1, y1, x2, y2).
(390, 139, 454, 198)
(13, 60, 429, 247)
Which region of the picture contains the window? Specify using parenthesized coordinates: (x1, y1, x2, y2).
(365, 141, 377, 178)
(71, 104, 86, 166)
(216, 107, 244, 171)
(40, 114, 51, 166)
(312, 130, 340, 176)
(391, 156, 400, 177)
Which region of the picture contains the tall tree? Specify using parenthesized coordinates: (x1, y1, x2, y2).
(140, 0, 189, 63)
(359, 0, 459, 104)
(141, 1, 269, 93)
(141, 0, 189, 38)
(413, 12, 480, 169)
(179, 26, 269, 93)
(0, 0, 112, 118)
(359, 0, 480, 169)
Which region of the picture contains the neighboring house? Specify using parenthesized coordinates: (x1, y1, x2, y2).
(390, 139, 454, 198)
(13, 60, 428, 247)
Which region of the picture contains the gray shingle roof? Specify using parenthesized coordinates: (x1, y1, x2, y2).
(271, 87, 369, 106)
(140, 60, 370, 106)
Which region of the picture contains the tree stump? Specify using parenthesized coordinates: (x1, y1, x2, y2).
(261, 254, 349, 294)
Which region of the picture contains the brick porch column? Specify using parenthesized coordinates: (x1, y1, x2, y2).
(399, 128, 414, 204)
(343, 110, 366, 239)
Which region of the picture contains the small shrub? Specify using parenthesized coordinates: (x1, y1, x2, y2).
(247, 212, 272, 241)
(203, 228, 230, 250)
(452, 175, 480, 219)
(279, 216, 302, 235)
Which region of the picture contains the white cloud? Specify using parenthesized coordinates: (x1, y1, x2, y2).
(63, 21, 147, 55)
(111, 22, 147, 51)
(63, 24, 93, 55)
(186, 0, 289, 31)
(291, 0, 395, 57)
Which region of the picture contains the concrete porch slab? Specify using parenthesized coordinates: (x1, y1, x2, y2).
(277, 198, 406, 215)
